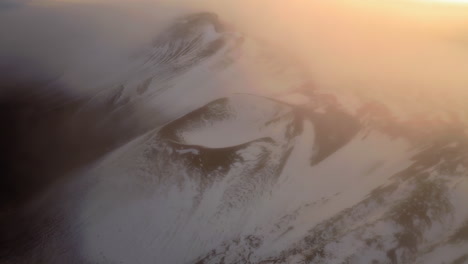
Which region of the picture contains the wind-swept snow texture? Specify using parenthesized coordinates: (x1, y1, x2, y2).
(2, 11, 468, 264)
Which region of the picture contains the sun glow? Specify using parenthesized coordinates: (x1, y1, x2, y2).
(420, 0, 468, 2)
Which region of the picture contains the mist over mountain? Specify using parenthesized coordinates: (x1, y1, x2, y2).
(1, 2, 468, 264)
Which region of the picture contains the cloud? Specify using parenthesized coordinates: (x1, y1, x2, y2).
(0, 0, 31, 10)
(0, 1, 190, 94)
(1, 0, 468, 118)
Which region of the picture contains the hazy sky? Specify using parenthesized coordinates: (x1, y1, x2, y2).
(2, 0, 468, 121)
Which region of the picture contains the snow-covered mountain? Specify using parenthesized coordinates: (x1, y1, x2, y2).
(2, 11, 468, 264)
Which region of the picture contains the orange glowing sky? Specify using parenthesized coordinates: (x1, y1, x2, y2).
(26, 0, 468, 121)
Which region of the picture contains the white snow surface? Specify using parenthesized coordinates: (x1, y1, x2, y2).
(44, 11, 468, 264)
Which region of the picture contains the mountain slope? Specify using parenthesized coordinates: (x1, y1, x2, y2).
(2, 11, 467, 264)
